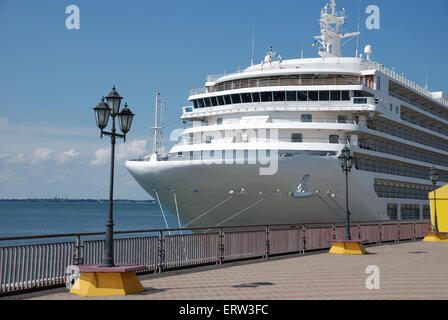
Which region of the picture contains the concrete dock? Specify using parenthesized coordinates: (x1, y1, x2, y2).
(8, 240, 448, 300)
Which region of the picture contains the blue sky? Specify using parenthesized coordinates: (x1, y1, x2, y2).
(0, 0, 447, 199)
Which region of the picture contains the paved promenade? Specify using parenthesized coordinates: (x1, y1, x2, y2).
(21, 241, 448, 300)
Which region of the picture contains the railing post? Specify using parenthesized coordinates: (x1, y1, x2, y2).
(396, 220, 401, 243)
(357, 221, 361, 241)
(331, 223, 336, 241)
(218, 228, 224, 265)
(158, 231, 164, 273)
(73, 235, 83, 265)
(413, 220, 417, 241)
(301, 225, 307, 254)
(378, 221, 382, 245)
(265, 226, 270, 259)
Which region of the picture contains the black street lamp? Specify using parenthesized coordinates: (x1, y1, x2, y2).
(430, 166, 439, 233)
(338, 146, 354, 241)
(93, 86, 135, 268)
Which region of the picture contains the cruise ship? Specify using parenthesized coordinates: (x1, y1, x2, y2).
(126, 0, 448, 228)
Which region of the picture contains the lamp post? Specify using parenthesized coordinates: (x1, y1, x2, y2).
(338, 146, 354, 241)
(93, 86, 135, 268)
(430, 166, 439, 233)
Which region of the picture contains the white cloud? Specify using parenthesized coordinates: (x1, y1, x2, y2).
(31, 148, 55, 163)
(91, 148, 110, 166)
(6, 153, 26, 164)
(55, 149, 80, 163)
(90, 139, 149, 166)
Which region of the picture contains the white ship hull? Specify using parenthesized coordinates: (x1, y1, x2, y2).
(126, 155, 388, 228)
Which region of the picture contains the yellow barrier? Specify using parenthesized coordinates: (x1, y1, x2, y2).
(329, 240, 369, 255)
(69, 264, 146, 297)
(429, 185, 448, 232)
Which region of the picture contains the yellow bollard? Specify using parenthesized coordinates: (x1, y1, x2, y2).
(423, 232, 448, 243)
(329, 240, 369, 255)
(69, 264, 147, 297)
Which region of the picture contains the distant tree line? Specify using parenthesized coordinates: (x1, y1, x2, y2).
(0, 198, 157, 204)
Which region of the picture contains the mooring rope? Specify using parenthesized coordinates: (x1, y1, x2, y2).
(172, 191, 188, 261)
(172, 191, 183, 235)
(209, 198, 265, 231)
(183, 195, 234, 228)
(154, 190, 171, 235)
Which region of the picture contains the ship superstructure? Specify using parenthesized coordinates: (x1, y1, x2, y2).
(126, 0, 448, 228)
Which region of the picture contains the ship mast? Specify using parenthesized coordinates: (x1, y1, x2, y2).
(314, 0, 360, 58)
(151, 93, 166, 156)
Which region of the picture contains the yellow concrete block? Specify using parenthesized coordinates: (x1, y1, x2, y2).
(329, 241, 369, 255)
(429, 185, 448, 232)
(423, 232, 448, 243)
(70, 271, 144, 296)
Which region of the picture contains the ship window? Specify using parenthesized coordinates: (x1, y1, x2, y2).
(223, 95, 231, 105)
(205, 136, 213, 144)
(354, 98, 367, 104)
(217, 96, 225, 106)
(301, 114, 312, 123)
(341, 91, 350, 101)
(387, 204, 398, 220)
(241, 93, 252, 103)
(329, 135, 340, 144)
(291, 133, 303, 143)
(308, 91, 318, 101)
(204, 97, 211, 107)
(319, 91, 330, 101)
(273, 91, 285, 102)
(252, 92, 260, 102)
(338, 115, 348, 123)
(261, 92, 273, 102)
(231, 94, 241, 104)
(297, 91, 308, 101)
(331, 91, 341, 101)
(198, 99, 205, 108)
(286, 91, 296, 101)
(389, 103, 393, 112)
(193, 100, 198, 109)
(354, 90, 374, 97)
(210, 97, 218, 107)
(217, 117, 222, 125)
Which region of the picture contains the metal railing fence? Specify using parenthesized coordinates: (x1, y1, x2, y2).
(0, 219, 430, 295)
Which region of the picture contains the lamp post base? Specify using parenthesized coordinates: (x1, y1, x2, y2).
(329, 240, 369, 255)
(69, 264, 148, 296)
(423, 232, 448, 242)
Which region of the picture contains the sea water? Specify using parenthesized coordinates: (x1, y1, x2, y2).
(0, 201, 180, 243)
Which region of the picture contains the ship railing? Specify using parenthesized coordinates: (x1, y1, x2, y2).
(190, 76, 364, 97)
(190, 87, 207, 96)
(0, 219, 430, 295)
(369, 61, 448, 107)
(172, 137, 350, 148)
(184, 118, 358, 127)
